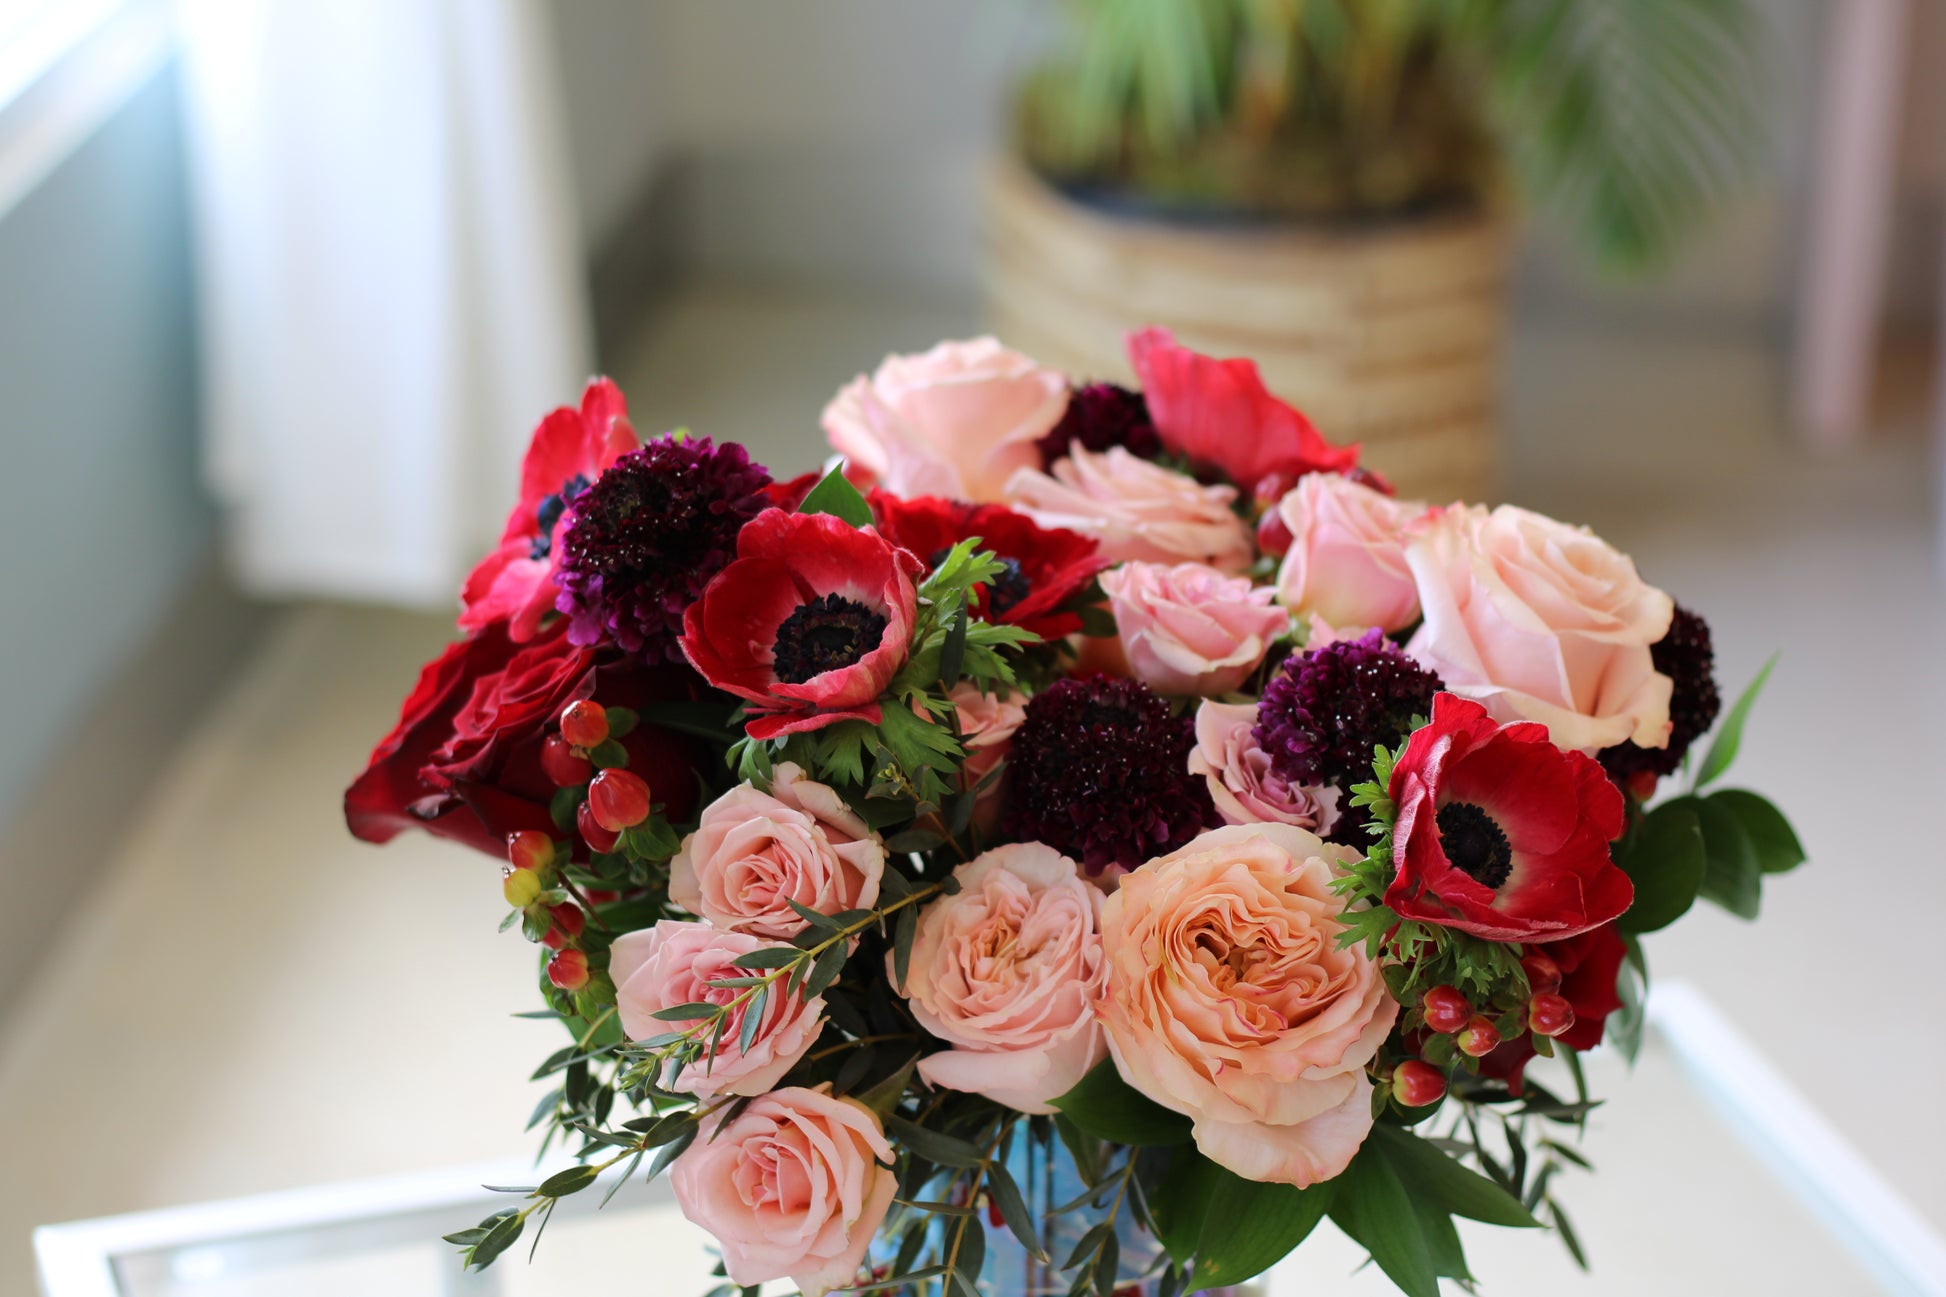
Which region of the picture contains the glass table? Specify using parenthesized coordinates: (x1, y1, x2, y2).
(34, 983, 1946, 1297)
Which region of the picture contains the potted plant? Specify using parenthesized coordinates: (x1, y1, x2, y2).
(984, 0, 1763, 499)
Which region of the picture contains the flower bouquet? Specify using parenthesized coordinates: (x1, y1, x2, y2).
(347, 328, 1802, 1297)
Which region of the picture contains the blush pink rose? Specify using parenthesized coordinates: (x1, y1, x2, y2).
(609, 921, 825, 1097)
(671, 762, 885, 939)
(1188, 701, 1338, 831)
(1004, 446, 1253, 572)
(1099, 562, 1289, 696)
(895, 843, 1107, 1114)
(1275, 472, 1427, 633)
(670, 1085, 896, 1297)
(949, 682, 1027, 789)
(821, 337, 1069, 501)
(1097, 823, 1397, 1186)
(1404, 504, 1676, 753)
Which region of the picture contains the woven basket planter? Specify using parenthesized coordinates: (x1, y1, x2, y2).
(981, 157, 1510, 502)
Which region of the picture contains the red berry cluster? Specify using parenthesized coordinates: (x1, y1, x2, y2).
(540, 699, 655, 854)
(1386, 949, 1580, 1109)
(499, 829, 593, 991)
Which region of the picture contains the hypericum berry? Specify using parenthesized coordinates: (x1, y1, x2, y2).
(587, 767, 651, 832)
(1521, 950, 1562, 996)
(1392, 1059, 1448, 1107)
(546, 948, 589, 991)
(559, 700, 609, 750)
(540, 903, 585, 950)
(1421, 985, 1472, 1034)
(506, 830, 555, 874)
(1256, 507, 1294, 559)
(501, 867, 542, 909)
(577, 800, 620, 854)
(1457, 1016, 1502, 1058)
(1528, 993, 1576, 1039)
(542, 734, 593, 787)
(582, 888, 619, 905)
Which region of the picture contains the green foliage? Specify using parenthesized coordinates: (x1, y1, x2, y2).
(1614, 798, 1706, 934)
(1694, 653, 1776, 788)
(795, 464, 876, 527)
(1052, 1059, 1194, 1146)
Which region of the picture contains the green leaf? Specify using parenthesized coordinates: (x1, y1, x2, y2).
(1052, 1059, 1193, 1146)
(736, 985, 768, 1056)
(804, 941, 848, 997)
(731, 946, 803, 971)
(1184, 1161, 1331, 1292)
(1616, 797, 1707, 933)
(1151, 1149, 1225, 1265)
(1695, 654, 1776, 788)
(939, 603, 969, 686)
(586, 739, 628, 769)
(649, 1002, 719, 1022)
(892, 906, 919, 991)
(537, 1164, 600, 1198)
(986, 1160, 1047, 1260)
(467, 1209, 525, 1269)
(882, 1114, 985, 1167)
(795, 464, 874, 527)
(1694, 793, 1761, 919)
(1329, 1147, 1438, 1297)
(1370, 1124, 1540, 1227)
(855, 1052, 918, 1114)
(1710, 788, 1804, 874)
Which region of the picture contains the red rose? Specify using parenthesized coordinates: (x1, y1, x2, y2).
(1385, 692, 1630, 942)
(346, 621, 709, 858)
(871, 492, 1105, 640)
(1125, 326, 1360, 489)
(1477, 924, 1628, 1092)
(680, 508, 922, 740)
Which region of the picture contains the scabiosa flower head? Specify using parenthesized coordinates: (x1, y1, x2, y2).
(1002, 675, 1214, 877)
(1600, 603, 1721, 785)
(553, 435, 771, 660)
(1036, 383, 1162, 468)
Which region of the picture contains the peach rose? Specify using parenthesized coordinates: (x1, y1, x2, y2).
(1097, 824, 1397, 1186)
(1100, 562, 1289, 696)
(609, 920, 824, 1097)
(949, 682, 1027, 790)
(1275, 472, 1426, 633)
(671, 762, 885, 939)
(895, 843, 1106, 1114)
(1188, 701, 1338, 832)
(821, 337, 1068, 501)
(670, 1085, 896, 1297)
(1404, 504, 1675, 753)
(1004, 446, 1253, 572)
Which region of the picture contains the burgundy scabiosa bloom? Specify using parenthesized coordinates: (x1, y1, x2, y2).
(1600, 603, 1721, 785)
(554, 435, 771, 661)
(1036, 382, 1162, 468)
(1002, 675, 1215, 877)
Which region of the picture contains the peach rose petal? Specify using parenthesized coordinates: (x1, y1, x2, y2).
(1004, 446, 1254, 572)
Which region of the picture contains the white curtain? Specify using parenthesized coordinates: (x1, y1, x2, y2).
(175, 0, 592, 606)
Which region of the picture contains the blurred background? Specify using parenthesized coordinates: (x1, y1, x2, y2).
(2, 0, 1942, 1292)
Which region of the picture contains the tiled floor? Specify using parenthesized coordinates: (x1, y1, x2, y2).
(3, 285, 1940, 1294)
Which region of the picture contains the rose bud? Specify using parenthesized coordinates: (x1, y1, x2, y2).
(1421, 985, 1472, 1035)
(1457, 1015, 1502, 1058)
(588, 768, 651, 832)
(1391, 1059, 1448, 1107)
(541, 734, 593, 787)
(1528, 993, 1577, 1039)
(559, 700, 609, 750)
(541, 903, 586, 950)
(501, 866, 542, 909)
(546, 948, 589, 991)
(1521, 950, 1563, 997)
(577, 800, 621, 854)
(1255, 507, 1294, 560)
(506, 830, 555, 874)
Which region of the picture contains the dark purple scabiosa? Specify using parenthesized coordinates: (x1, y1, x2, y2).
(1255, 629, 1444, 844)
(553, 435, 771, 661)
(1002, 675, 1214, 877)
(1036, 383, 1163, 468)
(1600, 603, 1721, 786)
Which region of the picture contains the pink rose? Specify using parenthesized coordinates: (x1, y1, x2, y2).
(949, 682, 1027, 789)
(609, 921, 825, 1097)
(1004, 446, 1253, 572)
(1188, 701, 1338, 831)
(1097, 823, 1397, 1186)
(671, 762, 885, 939)
(1099, 562, 1289, 696)
(1275, 472, 1426, 633)
(821, 337, 1068, 501)
(1404, 504, 1675, 753)
(670, 1085, 896, 1297)
(895, 843, 1106, 1114)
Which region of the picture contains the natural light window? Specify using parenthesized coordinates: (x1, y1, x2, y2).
(0, 0, 132, 110)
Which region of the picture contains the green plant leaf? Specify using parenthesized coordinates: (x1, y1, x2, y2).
(1329, 1146, 1439, 1297)
(1616, 797, 1707, 933)
(795, 465, 874, 528)
(1184, 1161, 1331, 1292)
(537, 1164, 599, 1198)
(1709, 788, 1804, 874)
(1693, 793, 1761, 919)
(1052, 1059, 1193, 1146)
(1370, 1124, 1540, 1227)
(1694, 654, 1776, 788)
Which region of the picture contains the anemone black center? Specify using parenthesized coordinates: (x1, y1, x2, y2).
(1436, 801, 1513, 889)
(529, 474, 591, 560)
(772, 594, 888, 684)
(985, 557, 1031, 617)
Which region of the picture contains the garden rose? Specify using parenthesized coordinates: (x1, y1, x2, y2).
(670, 762, 885, 940)
(1386, 692, 1631, 942)
(459, 378, 639, 641)
(871, 492, 1105, 639)
(1276, 472, 1426, 633)
(1189, 701, 1337, 831)
(948, 682, 1027, 791)
(609, 920, 824, 1097)
(1097, 823, 1397, 1186)
(1404, 504, 1675, 753)
(1100, 562, 1289, 696)
(822, 337, 1068, 501)
(670, 1085, 895, 1297)
(1126, 327, 1359, 489)
(680, 508, 922, 739)
(1004, 446, 1253, 572)
(896, 843, 1106, 1113)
